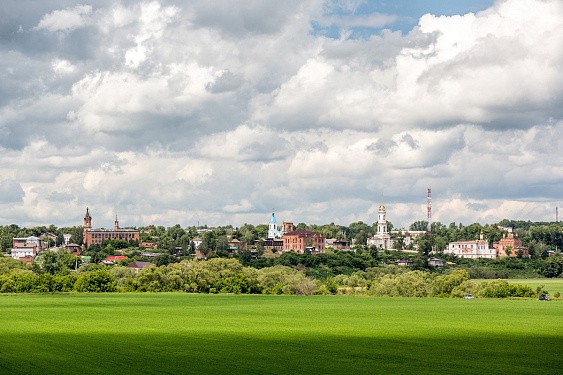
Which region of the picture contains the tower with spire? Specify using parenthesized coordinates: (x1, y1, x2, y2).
(367, 199, 393, 249)
(377, 204, 388, 236)
(83, 207, 92, 229)
(83, 207, 92, 242)
(268, 210, 282, 239)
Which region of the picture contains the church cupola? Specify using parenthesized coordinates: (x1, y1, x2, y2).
(114, 215, 119, 230)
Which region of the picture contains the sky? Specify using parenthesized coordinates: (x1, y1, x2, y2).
(0, 0, 561, 230)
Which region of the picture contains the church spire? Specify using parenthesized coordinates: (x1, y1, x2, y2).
(83, 207, 92, 229)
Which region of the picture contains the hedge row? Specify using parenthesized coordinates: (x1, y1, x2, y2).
(0, 258, 546, 298)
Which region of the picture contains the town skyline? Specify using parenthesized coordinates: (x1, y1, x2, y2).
(1, 203, 560, 232)
(0, 0, 561, 228)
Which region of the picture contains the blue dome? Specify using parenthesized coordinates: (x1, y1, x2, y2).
(270, 213, 277, 224)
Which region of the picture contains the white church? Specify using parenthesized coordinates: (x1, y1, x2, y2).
(268, 211, 283, 239)
(367, 204, 394, 249)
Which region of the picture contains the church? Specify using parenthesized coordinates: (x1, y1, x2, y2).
(82, 208, 140, 248)
(367, 204, 394, 249)
(261, 211, 284, 252)
(268, 211, 283, 239)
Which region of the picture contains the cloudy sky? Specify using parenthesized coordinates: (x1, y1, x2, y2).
(0, 0, 561, 229)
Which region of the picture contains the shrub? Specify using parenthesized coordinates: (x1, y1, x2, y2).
(539, 257, 563, 278)
(74, 269, 117, 292)
(257, 265, 301, 294)
(430, 270, 470, 297)
(369, 271, 433, 297)
(109, 266, 138, 292)
(474, 280, 536, 298)
(0, 257, 26, 275)
(49, 274, 77, 292)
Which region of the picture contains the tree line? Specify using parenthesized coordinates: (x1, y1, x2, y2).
(1, 255, 558, 298)
(2, 219, 561, 254)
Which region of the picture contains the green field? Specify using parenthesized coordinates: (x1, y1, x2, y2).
(505, 278, 563, 295)
(0, 294, 561, 374)
(473, 278, 563, 296)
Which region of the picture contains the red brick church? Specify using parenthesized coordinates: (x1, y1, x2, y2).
(82, 208, 140, 248)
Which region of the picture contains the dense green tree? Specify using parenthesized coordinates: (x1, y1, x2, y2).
(539, 257, 563, 278)
(0, 257, 26, 274)
(74, 269, 117, 292)
(60, 226, 83, 246)
(32, 251, 81, 275)
(348, 221, 373, 241)
(409, 221, 428, 232)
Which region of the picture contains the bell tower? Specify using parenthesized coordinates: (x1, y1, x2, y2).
(83, 207, 92, 229)
(83, 207, 92, 248)
(268, 211, 278, 239)
(377, 204, 388, 236)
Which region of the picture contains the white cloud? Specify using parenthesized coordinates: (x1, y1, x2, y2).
(0, 0, 561, 227)
(224, 199, 253, 213)
(124, 1, 179, 68)
(176, 161, 213, 186)
(51, 59, 75, 74)
(36, 4, 92, 32)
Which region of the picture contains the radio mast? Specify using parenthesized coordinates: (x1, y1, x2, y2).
(427, 187, 432, 234)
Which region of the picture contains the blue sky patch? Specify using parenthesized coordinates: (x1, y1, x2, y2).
(313, 0, 495, 38)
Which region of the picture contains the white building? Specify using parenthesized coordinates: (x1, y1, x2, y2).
(10, 247, 36, 259)
(11, 236, 42, 260)
(268, 211, 282, 239)
(445, 234, 496, 259)
(367, 204, 394, 249)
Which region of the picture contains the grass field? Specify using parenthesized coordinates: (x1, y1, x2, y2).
(505, 278, 563, 295)
(473, 278, 563, 296)
(0, 294, 561, 374)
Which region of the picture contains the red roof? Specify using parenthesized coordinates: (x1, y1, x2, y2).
(105, 255, 128, 261)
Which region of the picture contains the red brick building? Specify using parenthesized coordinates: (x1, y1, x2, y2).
(82, 208, 140, 248)
(493, 228, 529, 257)
(283, 230, 325, 254)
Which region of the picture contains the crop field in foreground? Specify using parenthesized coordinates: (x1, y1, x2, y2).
(0, 294, 561, 375)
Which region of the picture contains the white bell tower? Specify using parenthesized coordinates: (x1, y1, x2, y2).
(377, 204, 388, 236)
(268, 210, 280, 239)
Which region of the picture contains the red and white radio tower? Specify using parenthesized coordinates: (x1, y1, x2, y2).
(427, 187, 432, 234)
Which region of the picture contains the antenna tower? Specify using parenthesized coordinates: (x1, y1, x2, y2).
(557, 205, 559, 222)
(427, 186, 432, 234)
